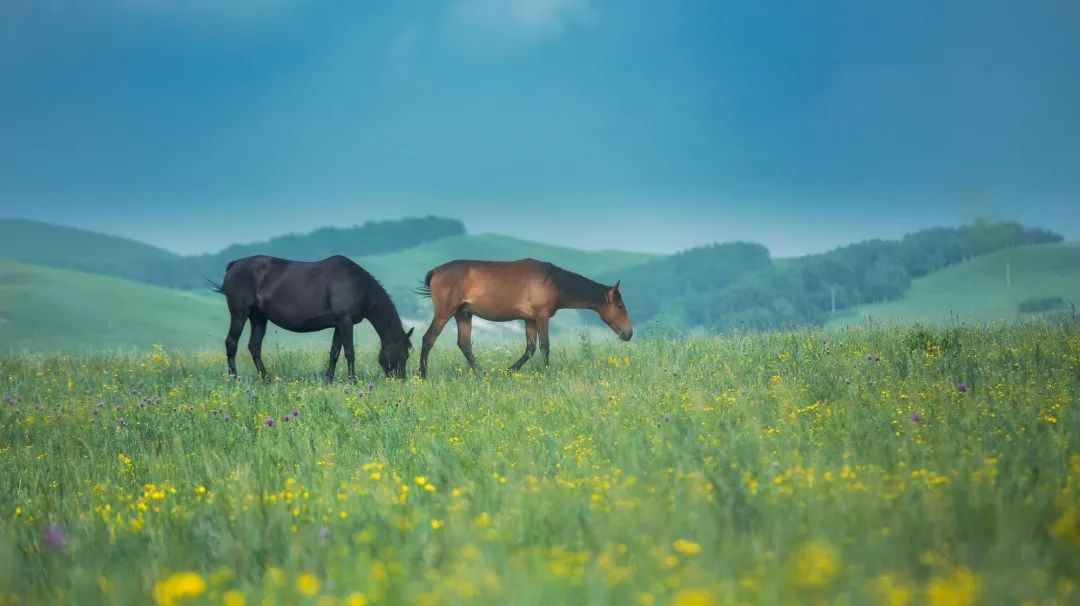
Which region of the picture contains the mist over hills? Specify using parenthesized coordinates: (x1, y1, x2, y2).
(0, 215, 1075, 352)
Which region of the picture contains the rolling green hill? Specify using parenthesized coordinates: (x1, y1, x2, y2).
(0, 260, 339, 353)
(0, 259, 589, 356)
(0, 219, 182, 282)
(828, 241, 1080, 326)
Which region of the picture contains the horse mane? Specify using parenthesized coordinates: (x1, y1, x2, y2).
(544, 263, 608, 307)
(352, 264, 409, 341)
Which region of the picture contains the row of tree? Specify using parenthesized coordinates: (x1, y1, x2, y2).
(605, 220, 1062, 331)
(141, 216, 465, 289)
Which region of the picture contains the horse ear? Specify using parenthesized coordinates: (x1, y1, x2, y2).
(613, 280, 621, 292)
(406, 327, 415, 339)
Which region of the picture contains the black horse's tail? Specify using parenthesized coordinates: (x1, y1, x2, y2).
(205, 260, 236, 295)
(412, 269, 434, 298)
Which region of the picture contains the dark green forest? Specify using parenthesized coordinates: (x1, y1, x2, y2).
(603, 220, 1062, 331)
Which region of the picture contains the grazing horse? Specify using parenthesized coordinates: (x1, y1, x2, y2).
(209, 255, 413, 381)
(415, 258, 631, 377)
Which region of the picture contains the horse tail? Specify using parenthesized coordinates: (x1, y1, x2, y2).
(206, 278, 226, 295)
(412, 269, 434, 297)
(206, 260, 237, 295)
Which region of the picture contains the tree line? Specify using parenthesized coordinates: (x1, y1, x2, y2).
(605, 220, 1062, 332)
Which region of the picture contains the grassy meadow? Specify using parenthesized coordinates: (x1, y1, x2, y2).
(1, 321, 1078, 605)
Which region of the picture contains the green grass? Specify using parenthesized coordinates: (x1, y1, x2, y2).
(1, 322, 1077, 605)
(830, 242, 1080, 327)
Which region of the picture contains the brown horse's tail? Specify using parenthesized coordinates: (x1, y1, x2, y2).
(412, 269, 434, 298)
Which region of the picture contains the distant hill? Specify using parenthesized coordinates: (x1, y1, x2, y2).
(182, 216, 466, 290)
(0, 260, 428, 353)
(0, 219, 182, 283)
(828, 242, 1080, 326)
(604, 220, 1064, 332)
(0, 259, 581, 354)
(0, 216, 466, 290)
(0, 259, 224, 352)
(356, 233, 657, 292)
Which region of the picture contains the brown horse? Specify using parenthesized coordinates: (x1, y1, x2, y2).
(415, 258, 632, 377)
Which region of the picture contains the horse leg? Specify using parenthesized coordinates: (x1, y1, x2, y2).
(537, 315, 551, 366)
(342, 321, 357, 382)
(247, 310, 269, 380)
(225, 310, 248, 378)
(508, 321, 538, 371)
(455, 311, 478, 370)
(326, 327, 343, 383)
(419, 315, 451, 378)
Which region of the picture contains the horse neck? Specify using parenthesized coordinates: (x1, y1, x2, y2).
(366, 295, 405, 344)
(554, 276, 608, 311)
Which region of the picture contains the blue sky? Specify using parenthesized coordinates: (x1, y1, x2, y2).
(1, 0, 1078, 256)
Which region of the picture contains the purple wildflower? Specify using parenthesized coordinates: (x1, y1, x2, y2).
(282, 415, 291, 422)
(223, 414, 231, 421)
(118, 417, 127, 427)
(114, 404, 121, 412)
(41, 525, 67, 550)
(911, 412, 923, 423)
(291, 409, 300, 418)
(265, 417, 274, 427)
(319, 526, 331, 539)
(663, 413, 673, 422)
(367, 383, 375, 391)
(957, 383, 968, 393)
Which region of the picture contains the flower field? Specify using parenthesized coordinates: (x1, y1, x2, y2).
(1, 322, 1078, 605)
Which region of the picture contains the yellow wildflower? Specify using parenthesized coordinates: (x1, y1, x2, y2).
(672, 588, 714, 606)
(223, 590, 246, 606)
(790, 541, 839, 588)
(673, 539, 702, 555)
(153, 572, 206, 606)
(927, 567, 980, 606)
(346, 593, 368, 606)
(297, 573, 320, 596)
(431, 519, 444, 530)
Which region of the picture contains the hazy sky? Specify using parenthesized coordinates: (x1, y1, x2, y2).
(1, 0, 1078, 257)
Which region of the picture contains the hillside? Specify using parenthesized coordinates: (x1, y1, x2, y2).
(0, 219, 182, 282)
(0, 260, 567, 355)
(354, 233, 658, 293)
(603, 221, 1064, 332)
(0, 216, 467, 290)
(0, 260, 332, 353)
(829, 241, 1080, 326)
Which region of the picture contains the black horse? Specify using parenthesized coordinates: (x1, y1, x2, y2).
(209, 255, 413, 381)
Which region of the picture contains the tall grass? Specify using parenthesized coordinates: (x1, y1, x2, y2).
(1, 321, 1077, 605)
